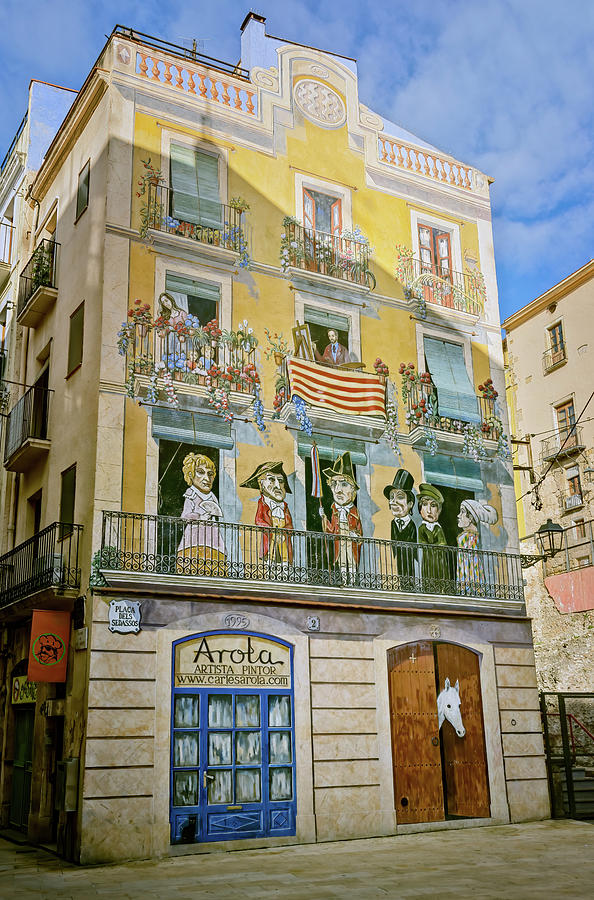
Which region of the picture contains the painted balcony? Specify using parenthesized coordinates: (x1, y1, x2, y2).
(0, 222, 15, 291)
(405, 379, 498, 439)
(146, 184, 247, 262)
(396, 253, 485, 317)
(281, 222, 374, 289)
(0, 522, 82, 609)
(100, 511, 525, 613)
(4, 383, 52, 472)
(543, 344, 567, 373)
(541, 426, 584, 463)
(17, 239, 60, 328)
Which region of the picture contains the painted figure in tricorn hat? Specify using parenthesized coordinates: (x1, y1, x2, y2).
(240, 461, 293, 564)
(417, 483, 450, 586)
(384, 469, 417, 587)
(320, 451, 363, 582)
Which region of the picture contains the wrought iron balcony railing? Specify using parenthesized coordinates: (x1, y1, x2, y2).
(126, 321, 256, 393)
(0, 522, 82, 608)
(17, 239, 59, 317)
(281, 222, 374, 288)
(396, 254, 485, 315)
(543, 344, 567, 372)
(146, 184, 246, 254)
(541, 426, 584, 463)
(564, 492, 583, 511)
(4, 383, 52, 465)
(100, 511, 524, 605)
(405, 380, 498, 438)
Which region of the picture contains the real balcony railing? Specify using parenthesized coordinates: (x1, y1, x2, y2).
(541, 426, 584, 463)
(100, 511, 524, 606)
(405, 380, 498, 438)
(0, 221, 14, 266)
(146, 184, 245, 255)
(0, 522, 82, 608)
(126, 321, 256, 393)
(543, 344, 567, 373)
(397, 255, 484, 316)
(17, 239, 60, 326)
(564, 492, 583, 511)
(282, 222, 373, 288)
(4, 383, 52, 469)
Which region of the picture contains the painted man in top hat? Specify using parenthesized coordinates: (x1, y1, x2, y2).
(417, 483, 449, 586)
(240, 461, 293, 565)
(384, 469, 417, 588)
(320, 451, 363, 582)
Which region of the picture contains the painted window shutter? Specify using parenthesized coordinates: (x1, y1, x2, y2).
(418, 224, 434, 271)
(436, 231, 452, 278)
(165, 273, 221, 305)
(195, 150, 221, 229)
(424, 337, 480, 424)
(170, 143, 201, 224)
(303, 189, 315, 231)
(331, 199, 342, 238)
(423, 453, 483, 492)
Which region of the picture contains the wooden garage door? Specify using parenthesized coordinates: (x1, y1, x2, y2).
(387, 642, 444, 824)
(435, 643, 490, 818)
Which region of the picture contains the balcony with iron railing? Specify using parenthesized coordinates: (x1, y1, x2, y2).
(0, 522, 82, 609)
(4, 383, 52, 471)
(541, 426, 584, 463)
(17, 239, 60, 327)
(99, 511, 525, 612)
(396, 254, 485, 316)
(146, 184, 246, 258)
(543, 344, 567, 373)
(281, 222, 374, 289)
(564, 491, 584, 512)
(405, 379, 499, 440)
(0, 222, 15, 291)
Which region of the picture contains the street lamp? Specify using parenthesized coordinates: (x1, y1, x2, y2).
(521, 518, 564, 569)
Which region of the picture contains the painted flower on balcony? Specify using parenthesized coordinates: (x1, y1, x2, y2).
(117, 294, 264, 429)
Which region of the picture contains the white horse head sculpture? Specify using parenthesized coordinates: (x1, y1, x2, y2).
(437, 677, 465, 737)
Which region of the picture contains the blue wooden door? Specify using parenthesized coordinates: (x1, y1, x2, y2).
(171, 689, 296, 843)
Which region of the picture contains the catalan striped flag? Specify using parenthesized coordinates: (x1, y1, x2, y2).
(287, 358, 386, 418)
(311, 442, 322, 498)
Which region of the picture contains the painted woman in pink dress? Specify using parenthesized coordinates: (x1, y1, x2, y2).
(176, 453, 227, 576)
(456, 499, 498, 596)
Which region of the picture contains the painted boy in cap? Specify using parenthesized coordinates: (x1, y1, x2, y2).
(320, 451, 363, 583)
(240, 462, 293, 565)
(417, 483, 449, 585)
(384, 469, 417, 587)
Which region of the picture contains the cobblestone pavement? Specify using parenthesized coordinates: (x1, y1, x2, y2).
(0, 820, 592, 899)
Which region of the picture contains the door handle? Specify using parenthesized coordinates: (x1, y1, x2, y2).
(203, 771, 215, 788)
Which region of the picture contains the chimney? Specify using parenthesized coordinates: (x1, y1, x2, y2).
(240, 12, 267, 73)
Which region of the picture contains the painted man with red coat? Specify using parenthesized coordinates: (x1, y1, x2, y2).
(319, 451, 363, 583)
(240, 461, 293, 567)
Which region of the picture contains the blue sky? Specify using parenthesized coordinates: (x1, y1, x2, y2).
(2, 0, 593, 322)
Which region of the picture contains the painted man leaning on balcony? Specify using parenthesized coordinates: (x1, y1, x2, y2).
(314, 329, 350, 366)
(240, 462, 294, 572)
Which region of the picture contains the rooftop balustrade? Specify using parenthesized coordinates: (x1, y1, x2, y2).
(0, 522, 82, 608)
(100, 511, 524, 608)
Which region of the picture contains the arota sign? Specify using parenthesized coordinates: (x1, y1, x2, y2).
(28, 609, 71, 683)
(174, 633, 292, 688)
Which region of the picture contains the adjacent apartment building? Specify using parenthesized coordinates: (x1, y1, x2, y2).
(0, 14, 549, 864)
(503, 261, 594, 691)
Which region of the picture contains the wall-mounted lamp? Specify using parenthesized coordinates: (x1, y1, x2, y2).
(521, 518, 564, 568)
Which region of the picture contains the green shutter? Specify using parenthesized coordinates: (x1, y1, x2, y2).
(67, 304, 84, 374)
(165, 273, 221, 305)
(423, 453, 483, 491)
(170, 144, 200, 224)
(424, 337, 480, 424)
(195, 150, 221, 229)
(303, 305, 350, 333)
(151, 408, 233, 449)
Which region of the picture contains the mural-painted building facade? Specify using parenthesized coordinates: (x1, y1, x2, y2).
(0, 15, 549, 863)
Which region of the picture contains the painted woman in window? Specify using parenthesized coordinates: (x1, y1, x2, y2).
(456, 499, 498, 596)
(177, 453, 226, 576)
